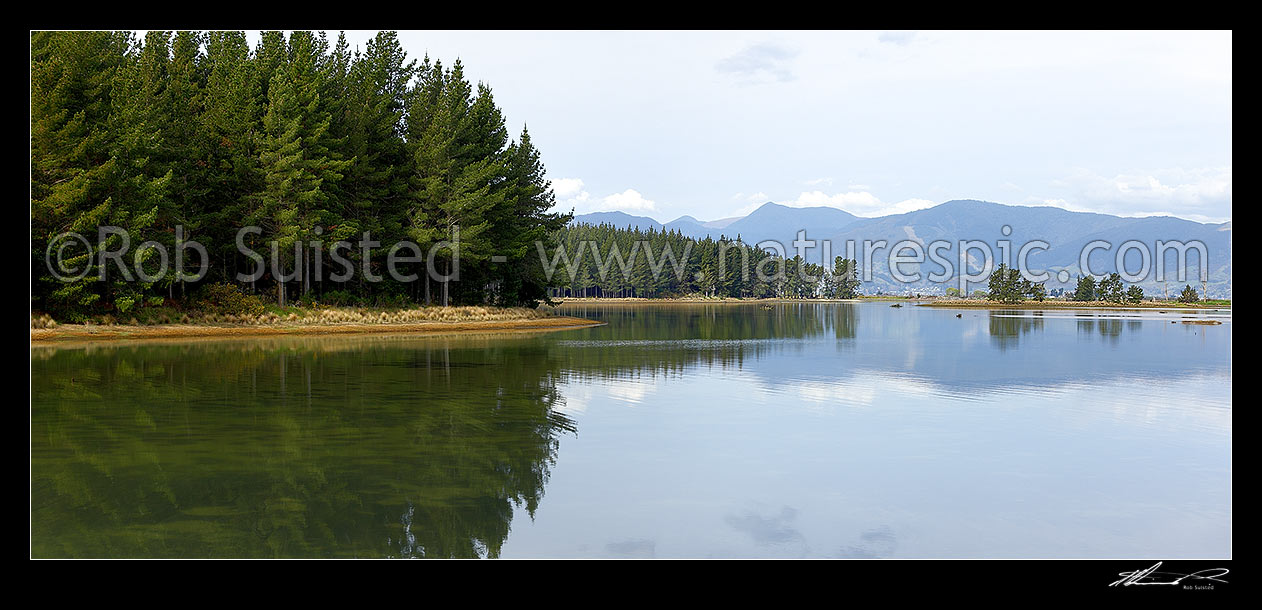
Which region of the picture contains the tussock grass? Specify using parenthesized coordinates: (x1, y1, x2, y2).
(32, 304, 553, 331)
(282, 305, 549, 327)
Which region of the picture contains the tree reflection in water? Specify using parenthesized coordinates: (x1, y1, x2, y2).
(33, 336, 575, 558)
(31, 305, 860, 559)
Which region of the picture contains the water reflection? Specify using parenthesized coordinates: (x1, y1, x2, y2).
(31, 302, 1231, 558)
(32, 336, 575, 558)
(560, 303, 1234, 399)
(836, 526, 898, 559)
(605, 538, 656, 558)
(726, 505, 807, 551)
(988, 310, 1044, 350)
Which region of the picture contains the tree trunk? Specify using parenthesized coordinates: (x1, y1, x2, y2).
(441, 260, 449, 307)
(303, 245, 310, 296)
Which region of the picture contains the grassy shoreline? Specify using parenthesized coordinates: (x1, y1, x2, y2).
(31, 305, 603, 343)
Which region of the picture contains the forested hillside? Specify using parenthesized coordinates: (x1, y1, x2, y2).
(31, 31, 569, 320)
(551, 223, 860, 300)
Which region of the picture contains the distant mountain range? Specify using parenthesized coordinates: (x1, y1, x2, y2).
(572, 203, 859, 246)
(570, 200, 1232, 296)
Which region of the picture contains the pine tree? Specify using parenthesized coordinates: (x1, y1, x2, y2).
(829, 257, 860, 298)
(408, 61, 503, 306)
(496, 127, 570, 305)
(32, 31, 137, 318)
(254, 31, 351, 305)
(202, 31, 261, 287)
(1073, 275, 1097, 301)
(341, 31, 416, 248)
(33, 31, 621, 316)
(1098, 273, 1124, 303)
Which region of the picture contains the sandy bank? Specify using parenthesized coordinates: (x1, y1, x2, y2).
(31, 316, 603, 343)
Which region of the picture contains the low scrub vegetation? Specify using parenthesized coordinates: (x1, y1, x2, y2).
(32, 283, 550, 330)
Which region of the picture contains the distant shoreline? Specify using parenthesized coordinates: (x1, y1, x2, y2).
(553, 296, 1230, 310)
(917, 299, 1230, 311)
(30, 316, 603, 343)
(554, 297, 863, 304)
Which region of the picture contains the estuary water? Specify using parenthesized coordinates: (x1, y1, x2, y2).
(30, 302, 1232, 558)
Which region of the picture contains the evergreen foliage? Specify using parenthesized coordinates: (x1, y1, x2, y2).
(549, 223, 858, 299)
(1073, 275, 1097, 301)
(32, 31, 573, 317)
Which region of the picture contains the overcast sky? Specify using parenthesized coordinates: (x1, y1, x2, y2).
(311, 30, 1232, 224)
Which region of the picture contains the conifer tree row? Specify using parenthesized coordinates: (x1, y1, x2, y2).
(32, 31, 570, 319)
(550, 223, 860, 299)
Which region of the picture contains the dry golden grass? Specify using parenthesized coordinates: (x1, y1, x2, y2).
(283, 305, 551, 325)
(31, 314, 601, 343)
(31, 306, 598, 343)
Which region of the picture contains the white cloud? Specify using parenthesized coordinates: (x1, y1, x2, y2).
(787, 191, 937, 217)
(889, 199, 950, 215)
(805, 177, 833, 186)
(551, 177, 591, 213)
(1032, 166, 1232, 223)
(727, 190, 934, 218)
(730, 201, 767, 217)
(726, 190, 933, 219)
(600, 189, 657, 212)
(347, 31, 1228, 224)
(877, 31, 918, 46)
(552, 177, 586, 200)
(552, 179, 660, 215)
(716, 41, 800, 83)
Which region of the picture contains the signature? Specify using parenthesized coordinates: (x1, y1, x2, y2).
(1109, 562, 1229, 587)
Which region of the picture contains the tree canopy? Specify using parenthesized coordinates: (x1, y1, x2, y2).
(550, 223, 859, 300)
(32, 31, 570, 320)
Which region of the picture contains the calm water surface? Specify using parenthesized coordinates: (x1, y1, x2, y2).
(31, 302, 1231, 558)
